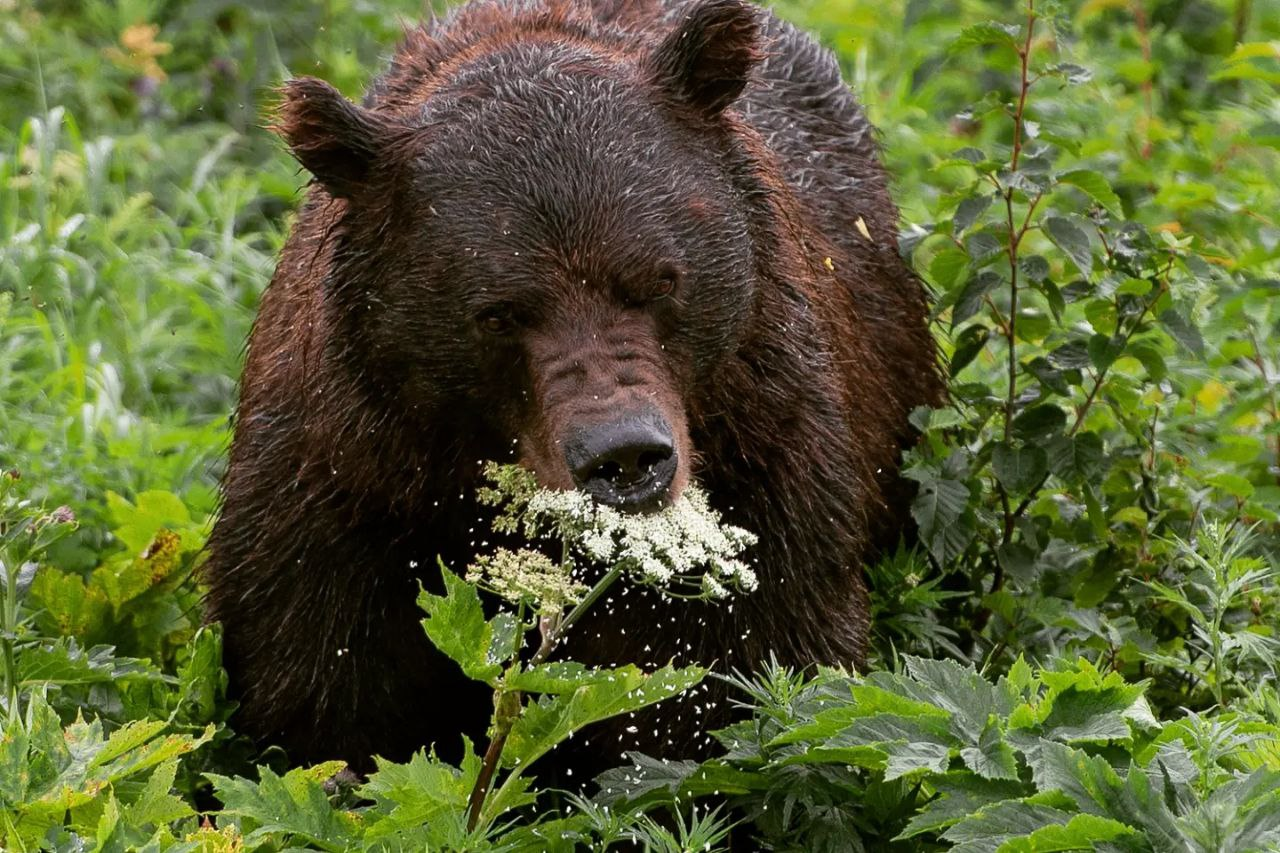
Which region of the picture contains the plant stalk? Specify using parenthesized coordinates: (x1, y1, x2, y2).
(464, 560, 626, 832)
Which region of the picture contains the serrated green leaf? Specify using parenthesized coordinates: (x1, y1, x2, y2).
(1043, 217, 1094, 275)
(1041, 683, 1143, 744)
(506, 661, 618, 694)
(504, 663, 704, 771)
(1158, 309, 1205, 357)
(418, 565, 505, 685)
(910, 477, 975, 564)
(1045, 433, 1106, 484)
(954, 271, 1004, 327)
(358, 745, 491, 845)
(943, 799, 1079, 852)
(209, 764, 358, 851)
(951, 21, 1022, 54)
(896, 657, 1015, 744)
(121, 759, 193, 828)
(954, 194, 995, 234)
(884, 740, 952, 780)
(992, 443, 1049, 494)
(898, 773, 1031, 838)
(996, 812, 1136, 852)
(962, 718, 1020, 780)
(593, 751, 703, 806)
(18, 639, 161, 691)
(1028, 740, 1124, 817)
(105, 491, 192, 555)
(1056, 169, 1123, 216)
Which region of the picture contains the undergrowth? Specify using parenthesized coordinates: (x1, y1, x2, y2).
(2, 0, 1278, 849)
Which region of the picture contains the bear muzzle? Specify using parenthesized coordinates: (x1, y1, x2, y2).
(563, 410, 677, 513)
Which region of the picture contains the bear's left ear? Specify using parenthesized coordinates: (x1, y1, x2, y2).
(274, 77, 401, 199)
(647, 0, 761, 118)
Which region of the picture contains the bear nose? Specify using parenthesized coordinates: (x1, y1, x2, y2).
(565, 414, 677, 512)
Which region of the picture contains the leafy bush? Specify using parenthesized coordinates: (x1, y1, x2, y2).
(1, 0, 1278, 848)
(888, 2, 1280, 719)
(601, 657, 1280, 851)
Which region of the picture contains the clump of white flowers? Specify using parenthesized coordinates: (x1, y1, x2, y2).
(474, 463, 758, 601)
(466, 548, 589, 614)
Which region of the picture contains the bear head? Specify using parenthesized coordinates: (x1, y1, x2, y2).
(273, 0, 768, 513)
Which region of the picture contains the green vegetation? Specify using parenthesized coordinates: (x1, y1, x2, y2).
(2, 0, 1278, 848)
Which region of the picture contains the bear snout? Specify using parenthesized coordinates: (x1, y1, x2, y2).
(563, 411, 678, 512)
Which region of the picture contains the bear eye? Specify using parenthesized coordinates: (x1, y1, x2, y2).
(478, 306, 517, 336)
(652, 275, 677, 300)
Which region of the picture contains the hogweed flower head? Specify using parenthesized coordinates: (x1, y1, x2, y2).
(476, 463, 758, 601)
(466, 548, 589, 615)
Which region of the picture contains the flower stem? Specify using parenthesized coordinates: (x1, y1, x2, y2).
(465, 558, 626, 832)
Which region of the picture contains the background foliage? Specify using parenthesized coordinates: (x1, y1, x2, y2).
(1, 0, 1278, 848)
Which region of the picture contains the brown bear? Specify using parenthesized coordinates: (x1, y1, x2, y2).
(204, 0, 943, 776)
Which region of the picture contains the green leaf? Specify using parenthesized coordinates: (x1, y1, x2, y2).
(105, 490, 193, 555)
(1087, 333, 1124, 372)
(951, 325, 992, 376)
(996, 813, 1136, 852)
(910, 405, 967, 433)
(898, 657, 1015, 744)
(954, 194, 995, 234)
(173, 625, 227, 725)
(910, 476, 976, 564)
(838, 712, 956, 779)
(28, 567, 111, 639)
(90, 720, 213, 784)
(504, 663, 704, 771)
(883, 740, 952, 780)
(992, 443, 1049, 494)
(121, 759, 194, 828)
(358, 746, 491, 845)
(1158, 309, 1206, 357)
(506, 661, 621, 694)
(1043, 216, 1094, 276)
(898, 773, 1030, 838)
(209, 764, 359, 851)
(951, 21, 1021, 54)
(1040, 682, 1145, 744)
(418, 565, 507, 685)
(931, 246, 971, 289)
(961, 718, 1020, 781)
(942, 799, 1079, 851)
(1012, 406, 1066, 441)
(18, 638, 161, 691)
(1056, 169, 1123, 217)
(966, 232, 1005, 265)
(954, 271, 1004, 327)
(1048, 341, 1091, 369)
(1045, 433, 1105, 484)
(1028, 740, 1125, 817)
(1042, 63, 1093, 84)
(1128, 341, 1166, 380)
(593, 752, 703, 805)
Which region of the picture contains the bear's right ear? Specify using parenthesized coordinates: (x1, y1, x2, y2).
(274, 77, 398, 199)
(647, 0, 762, 118)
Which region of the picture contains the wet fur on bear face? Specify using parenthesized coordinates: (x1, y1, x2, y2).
(275, 1, 765, 506)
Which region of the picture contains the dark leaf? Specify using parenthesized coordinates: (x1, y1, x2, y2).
(1043, 216, 1094, 275)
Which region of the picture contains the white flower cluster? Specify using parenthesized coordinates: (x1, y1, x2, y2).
(522, 485, 759, 600)
(465, 548, 588, 614)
